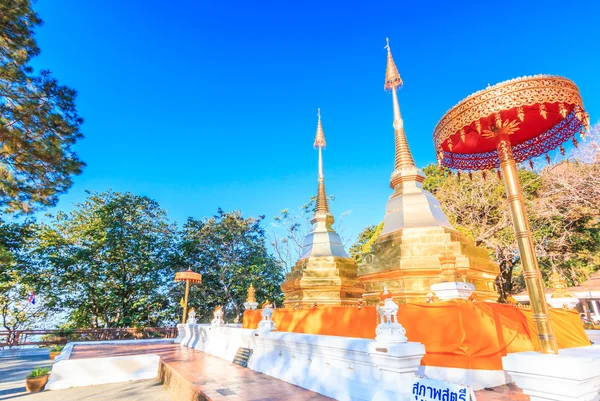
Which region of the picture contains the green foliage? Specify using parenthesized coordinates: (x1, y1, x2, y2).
(27, 367, 50, 378)
(349, 222, 383, 263)
(178, 209, 284, 322)
(0, 0, 84, 215)
(36, 190, 178, 328)
(0, 221, 55, 345)
(50, 344, 64, 352)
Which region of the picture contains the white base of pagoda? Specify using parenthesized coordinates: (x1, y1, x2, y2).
(431, 282, 475, 301)
(503, 345, 600, 401)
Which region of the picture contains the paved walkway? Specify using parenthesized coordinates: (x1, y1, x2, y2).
(475, 384, 529, 401)
(0, 353, 53, 400)
(13, 380, 170, 401)
(1, 343, 529, 401)
(0, 352, 170, 401)
(70, 343, 528, 401)
(71, 343, 332, 401)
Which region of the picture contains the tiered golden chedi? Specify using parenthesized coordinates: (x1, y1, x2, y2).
(357, 40, 499, 304)
(281, 111, 364, 307)
(549, 267, 575, 300)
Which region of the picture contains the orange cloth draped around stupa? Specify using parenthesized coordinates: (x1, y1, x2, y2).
(243, 300, 589, 370)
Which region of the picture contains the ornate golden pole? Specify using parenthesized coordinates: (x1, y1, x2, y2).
(175, 268, 201, 324)
(495, 133, 558, 354)
(182, 280, 190, 324)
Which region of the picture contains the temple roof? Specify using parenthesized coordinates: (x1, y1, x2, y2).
(515, 270, 600, 300)
(570, 271, 600, 292)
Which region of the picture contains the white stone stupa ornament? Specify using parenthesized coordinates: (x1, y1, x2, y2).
(211, 306, 224, 328)
(186, 308, 197, 324)
(375, 287, 407, 343)
(257, 301, 276, 334)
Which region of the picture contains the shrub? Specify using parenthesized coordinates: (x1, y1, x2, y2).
(27, 367, 51, 378)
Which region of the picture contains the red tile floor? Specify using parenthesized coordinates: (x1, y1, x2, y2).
(70, 343, 528, 401)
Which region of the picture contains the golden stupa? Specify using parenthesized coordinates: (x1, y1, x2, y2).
(356, 39, 500, 304)
(281, 110, 364, 307)
(549, 267, 575, 299)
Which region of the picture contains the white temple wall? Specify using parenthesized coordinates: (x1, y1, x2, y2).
(187, 325, 425, 401)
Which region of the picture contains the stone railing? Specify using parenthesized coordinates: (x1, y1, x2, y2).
(0, 327, 176, 348)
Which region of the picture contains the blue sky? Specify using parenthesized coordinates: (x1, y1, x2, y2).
(28, 0, 600, 242)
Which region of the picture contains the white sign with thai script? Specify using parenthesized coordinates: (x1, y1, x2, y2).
(412, 376, 476, 401)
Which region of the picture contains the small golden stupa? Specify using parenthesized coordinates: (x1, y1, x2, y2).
(357, 39, 500, 303)
(246, 283, 256, 303)
(281, 110, 364, 307)
(549, 267, 575, 299)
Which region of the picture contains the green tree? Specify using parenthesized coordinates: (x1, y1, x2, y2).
(349, 222, 383, 264)
(0, 221, 55, 345)
(179, 209, 284, 322)
(37, 191, 178, 328)
(1, 0, 84, 215)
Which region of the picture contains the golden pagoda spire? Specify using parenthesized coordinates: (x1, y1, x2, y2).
(314, 109, 331, 217)
(384, 38, 420, 188)
(314, 108, 326, 148)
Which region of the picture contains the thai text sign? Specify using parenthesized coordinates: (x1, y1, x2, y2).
(412, 377, 475, 401)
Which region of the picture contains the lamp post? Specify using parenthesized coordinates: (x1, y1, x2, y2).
(433, 75, 589, 354)
(174, 268, 202, 324)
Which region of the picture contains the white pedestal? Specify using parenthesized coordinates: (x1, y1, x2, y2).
(174, 324, 186, 344)
(503, 345, 600, 401)
(188, 324, 201, 348)
(211, 319, 224, 329)
(257, 319, 276, 334)
(375, 322, 407, 343)
(431, 282, 474, 301)
(547, 297, 579, 309)
(244, 301, 258, 310)
(181, 323, 194, 347)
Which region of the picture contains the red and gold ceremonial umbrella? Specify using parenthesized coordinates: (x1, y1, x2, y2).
(433, 75, 590, 354)
(174, 268, 202, 324)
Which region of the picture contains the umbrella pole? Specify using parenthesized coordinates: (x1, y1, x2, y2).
(495, 135, 558, 354)
(182, 280, 190, 324)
